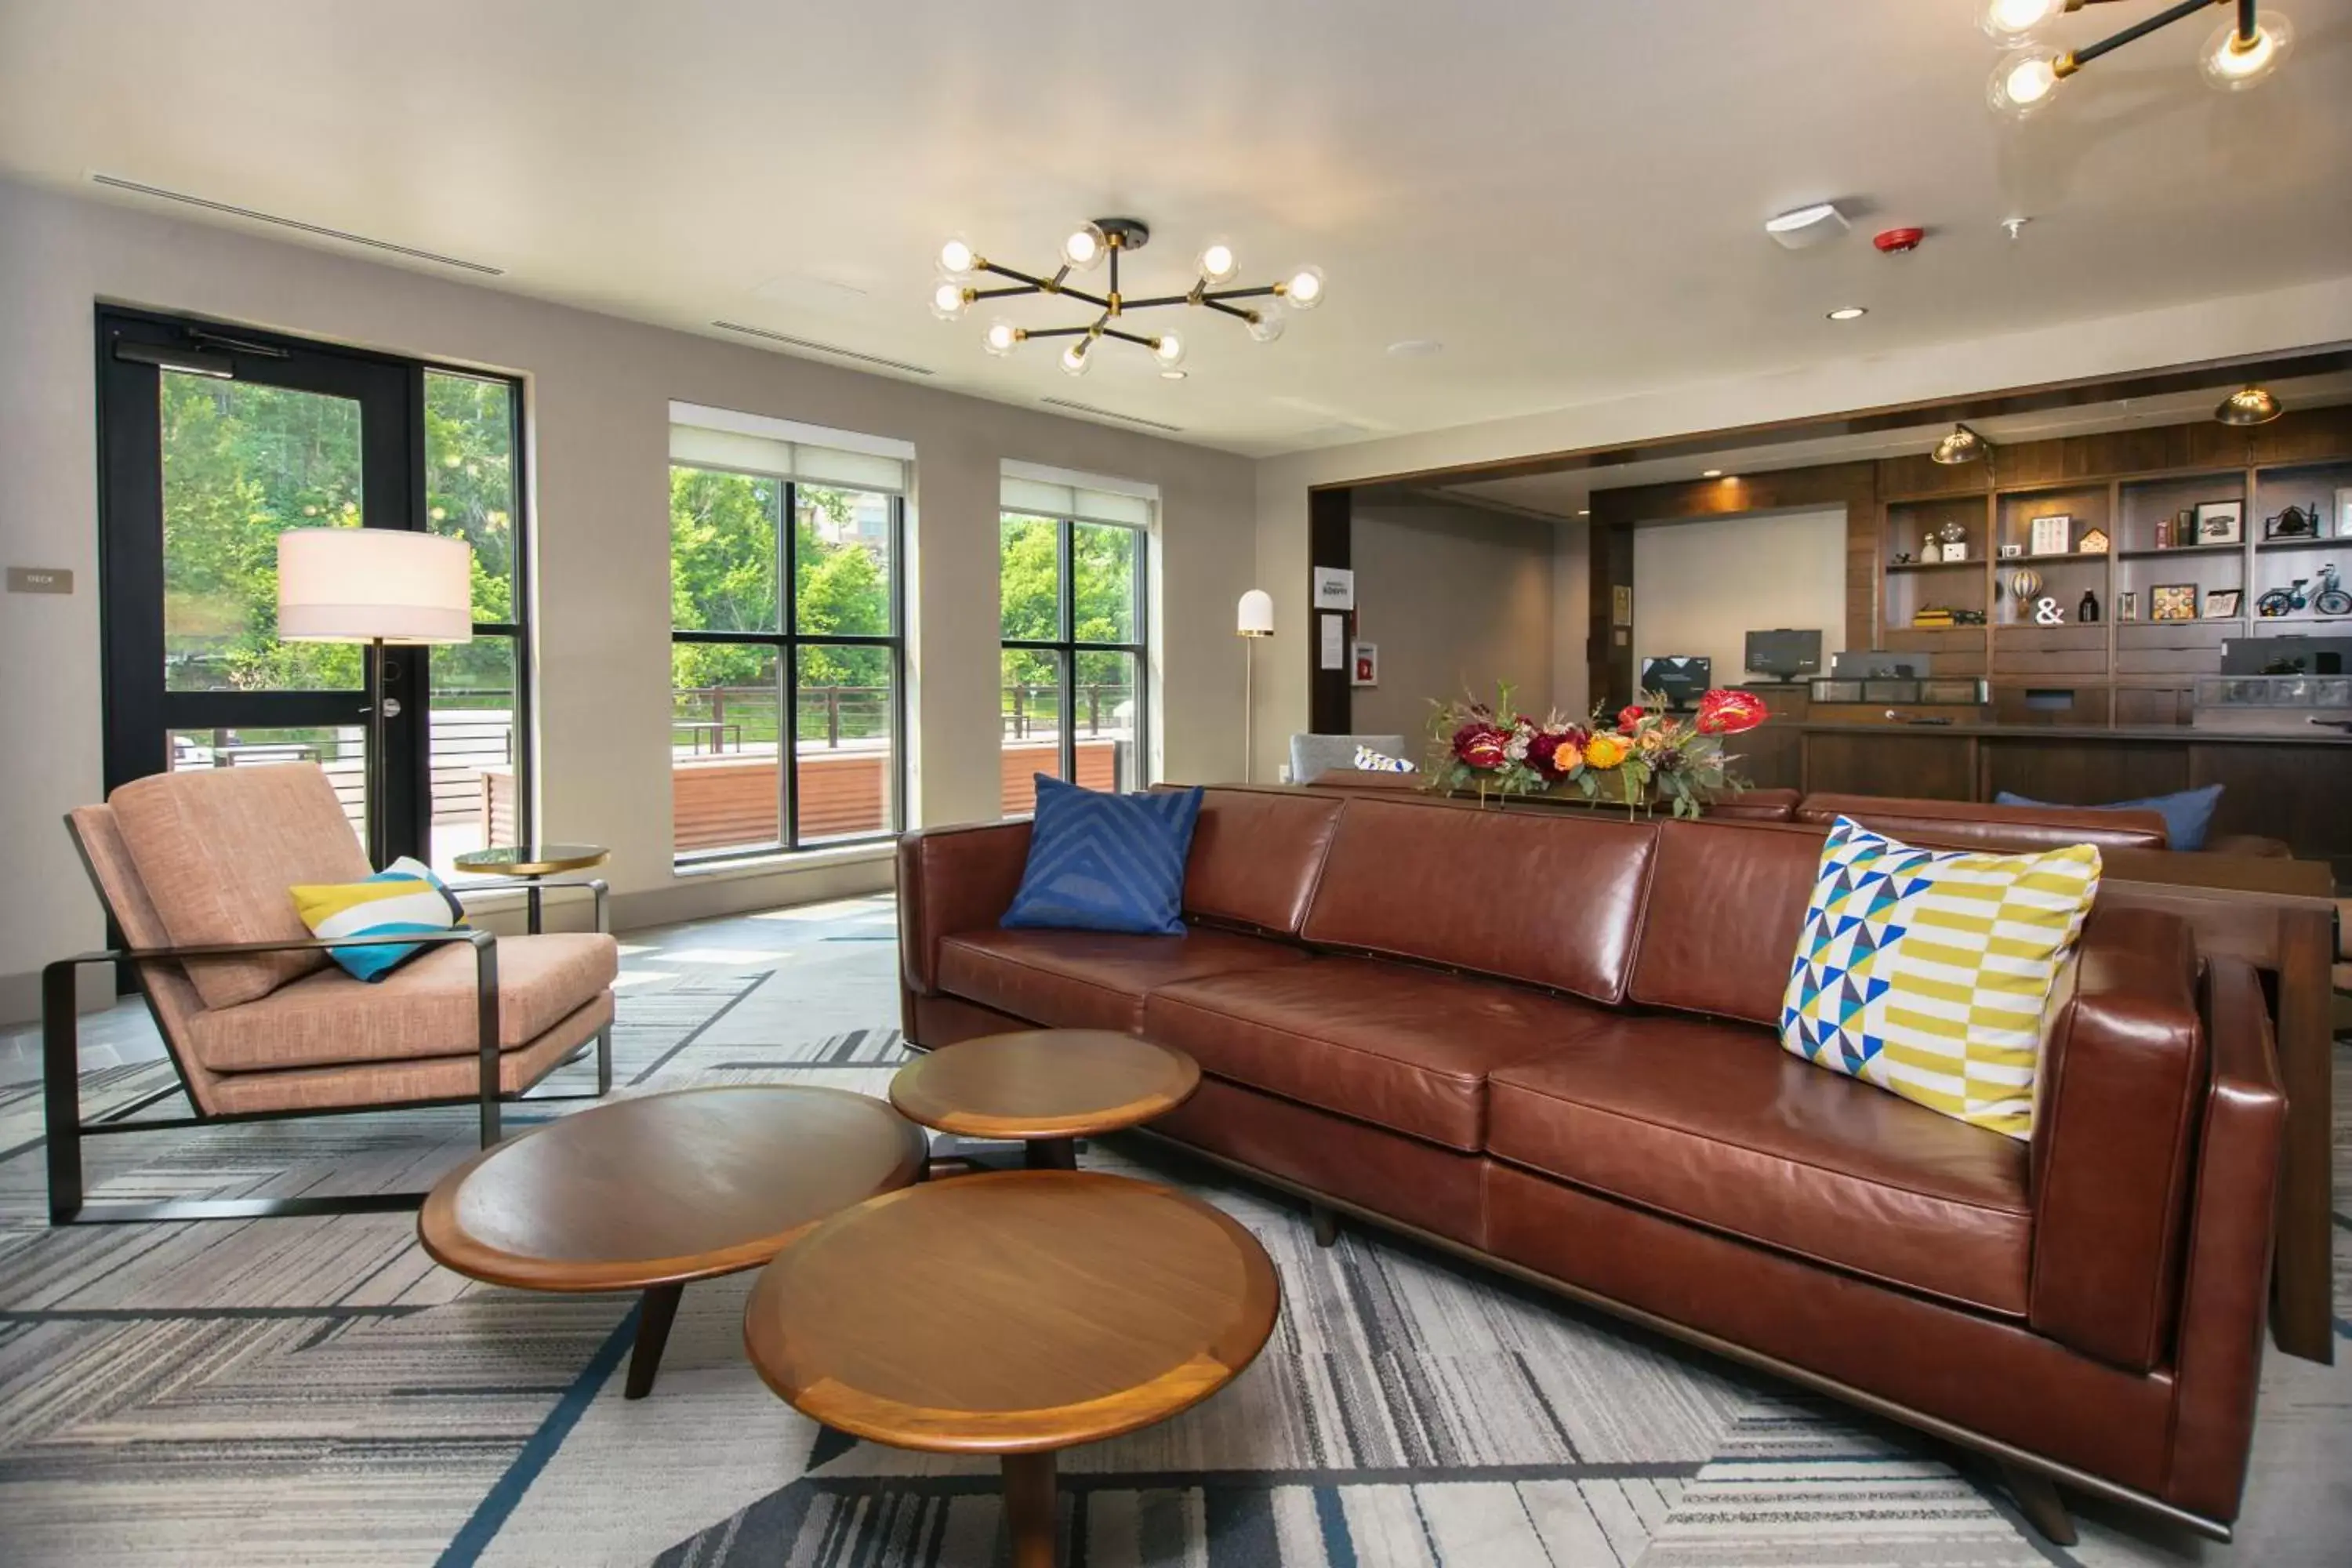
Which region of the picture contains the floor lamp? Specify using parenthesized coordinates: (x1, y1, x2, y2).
(1237, 590, 1273, 782)
(278, 528, 475, 862)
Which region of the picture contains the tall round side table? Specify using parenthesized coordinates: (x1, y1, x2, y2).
(453, 842, 608, 933)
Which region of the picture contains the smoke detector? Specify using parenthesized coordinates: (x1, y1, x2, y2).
(1764, 202, 1850, 250)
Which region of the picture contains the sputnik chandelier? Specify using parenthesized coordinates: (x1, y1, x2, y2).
(1980, 0, 2295, 119)
(927, 218, 1323, 377)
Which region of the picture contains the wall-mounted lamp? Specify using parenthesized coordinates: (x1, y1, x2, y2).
(2213, 384, 2284, 426)
(1930, 423, 1991, 464)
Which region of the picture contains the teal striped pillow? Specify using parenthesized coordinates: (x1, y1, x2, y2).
(289, 857, 467, 982)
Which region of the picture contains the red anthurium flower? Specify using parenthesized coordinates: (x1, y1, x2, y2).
(1696, 688, 1768, 735)
(1617, 705, 1646, 732)
(1454, 722, 1509, 769)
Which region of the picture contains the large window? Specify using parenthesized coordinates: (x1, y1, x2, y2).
(668, 411, 905, 862)
(98, 310, 532, 875)
(1000, 477, 1150, 815)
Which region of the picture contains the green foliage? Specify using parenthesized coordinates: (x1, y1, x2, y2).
(158, 370, 520, 697)
(998, 514, 1141, 711)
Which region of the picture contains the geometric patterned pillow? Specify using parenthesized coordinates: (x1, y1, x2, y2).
(1352, 744, 1417, 772)
(1779, 815, 2101, 1141)
(999, 776, 1205, 937)
(289, 856, 468, 982)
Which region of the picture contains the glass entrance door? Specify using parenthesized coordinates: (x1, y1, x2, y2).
(100, 312, 426, 865)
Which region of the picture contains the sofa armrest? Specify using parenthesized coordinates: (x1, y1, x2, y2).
(895, 820, 1032, 996)
(2027, 905, 2206, 1371)
(2201, 834, 2291, 859)
(2161, 956, 2287, 1523)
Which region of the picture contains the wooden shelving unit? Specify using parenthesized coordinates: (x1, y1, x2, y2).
(1872, 413, 2352, 724)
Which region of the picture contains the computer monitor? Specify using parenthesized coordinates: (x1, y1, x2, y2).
(1745, 628, 1823, 681)
(1638, 655, 1711, 709)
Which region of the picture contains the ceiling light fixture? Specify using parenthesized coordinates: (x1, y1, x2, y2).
(2214, 383, 2284, 426)
(1981, 0, 2295, 120)
(1702, 469, 1724, 478)
(931, 217, 1323, 373)
(1386, 339, 1444, 358)
(1931, 423, 1991, 464)
(1827, 306, 1868, 321)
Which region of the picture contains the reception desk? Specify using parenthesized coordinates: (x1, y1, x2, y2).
(1791, 721, 2352, 876)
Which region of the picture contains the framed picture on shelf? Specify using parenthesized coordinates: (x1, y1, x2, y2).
(2029, 514, 2072, 557)
(2194, 501, 2243, 544)
(2202, 588, 2241, 619)
(2151, 583, 2198, 622)
(2335, 485, 2352, 539)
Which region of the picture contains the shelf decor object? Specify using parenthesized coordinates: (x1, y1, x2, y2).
(1980, 0, 2296, 122)
(929, 220, 1323, 376)
(2078, 527, 2111, 554)
(2197, 500, 2245, 544)
(2151, 583, 2200, 622)
(2030, 514, 2073, 557)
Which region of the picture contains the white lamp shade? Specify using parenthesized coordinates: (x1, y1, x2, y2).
(278, 528, 474, 644)
(1236, 589, 1275, 637)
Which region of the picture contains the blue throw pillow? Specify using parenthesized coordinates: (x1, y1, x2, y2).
(1001, 775, 1204, 936)
(1993, 783, 2223, 851)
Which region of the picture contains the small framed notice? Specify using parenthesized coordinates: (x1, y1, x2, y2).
(1318, 612, 1345, 670)
(2029, 514, 2072, 557)
(1312, 566, 1356, 612)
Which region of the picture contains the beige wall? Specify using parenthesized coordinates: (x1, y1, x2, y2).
(1345, 499, 1553, 744)
(0, 177, 1256, 1020)
(1632, 508, 1846, 692)
(1247, 273, 2352, 779)
(1550, 517, 1591, 724)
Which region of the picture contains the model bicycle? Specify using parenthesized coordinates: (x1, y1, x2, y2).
(2256, 563, 2351, 619)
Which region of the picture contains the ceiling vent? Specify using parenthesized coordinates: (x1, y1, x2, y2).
(1763, 201, 1850, 251)
(710, 321, 934, 376)
(90, 175, 504, 274)
(1039, 397, 1183, 433)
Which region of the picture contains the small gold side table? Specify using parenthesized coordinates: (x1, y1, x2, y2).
(453, 843, 608, 934)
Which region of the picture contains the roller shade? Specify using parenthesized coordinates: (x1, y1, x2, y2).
(669, 401, 909, 495)
(1000, 460, 1156, 527)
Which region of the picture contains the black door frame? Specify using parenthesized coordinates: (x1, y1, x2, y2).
(94, 307, 528, 866)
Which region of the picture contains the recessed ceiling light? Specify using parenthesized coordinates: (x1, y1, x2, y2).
(1576, 508, 1590, 517)
(1160, 369, 1188, 380)
(1827, 306, 1867, 321)
(1386, 339, 1444, 358)
(1702, 469, 1724, 478)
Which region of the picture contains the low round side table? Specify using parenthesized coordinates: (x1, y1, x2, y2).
(419, 1084, 926, 1399)
(888, 1029, 1200, 1170)
(744, 1170, 1279, 1567)
(452, 842, 608, 934)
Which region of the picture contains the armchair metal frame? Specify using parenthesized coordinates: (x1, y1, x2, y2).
(42, 867, 614, 1227)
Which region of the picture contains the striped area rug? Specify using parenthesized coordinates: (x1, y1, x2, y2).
(2, 955, 2344, 1566)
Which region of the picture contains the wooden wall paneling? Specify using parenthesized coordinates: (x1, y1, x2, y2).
(1308, 487, 1352, 735)
(1980, 738, 2189, 804)
(2251, 403, 2352, 465)
(1801, 729, 1976, 800)
(2190, 742, 2352, 872)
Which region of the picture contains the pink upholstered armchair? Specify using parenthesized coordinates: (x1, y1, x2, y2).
(44, 764, 618, 1224)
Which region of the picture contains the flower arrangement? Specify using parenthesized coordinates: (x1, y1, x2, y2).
(1425, 683, 1766, 818)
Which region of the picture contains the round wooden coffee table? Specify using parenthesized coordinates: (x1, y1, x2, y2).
(888, 1030, 1200, 1170)
(419, 1085, 925, 1399)
(744, 1170, 1278, 1567)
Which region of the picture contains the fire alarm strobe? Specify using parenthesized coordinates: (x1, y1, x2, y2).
(1874, 227, 1925, 253)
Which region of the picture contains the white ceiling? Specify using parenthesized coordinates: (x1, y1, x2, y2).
(2, 1, 2347, 458)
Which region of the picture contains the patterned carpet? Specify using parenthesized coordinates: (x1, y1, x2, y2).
(0, 899, 2345, 1566)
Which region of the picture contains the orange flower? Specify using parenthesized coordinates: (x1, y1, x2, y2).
(1583, 732, 1628, 769)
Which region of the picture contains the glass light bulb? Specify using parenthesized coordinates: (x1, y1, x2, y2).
(1059, 341, 1092, 376)
(1978, 0, 2064, 45)
(1246, 298, 1287, 344)
(1196, 241, 1238, 282)
(1062, 223, 1107, 271)
(1152, 331, 1187, 368)
(937, 237, 976, 277)
(928, 280, 971, 321)
(1283, 266, 1325, 310)
(2201, 12, 2292, 89)
(982, 319, 1022, 357)
(1987, 45, 2065, 118)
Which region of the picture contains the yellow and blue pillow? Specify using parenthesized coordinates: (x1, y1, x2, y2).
(1779, 816, 2101, 1140)
(1001, 776, 1204, 936)
(290, 857, 467, 982)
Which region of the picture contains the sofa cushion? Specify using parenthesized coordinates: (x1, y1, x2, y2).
(109, 764, 372, 1009)
(936, 926, 1312, 1035)
(1631, 818, 1824, 1026)
(1299, 797, 1657, 1004)
(1181, 788, 1345, 935)
(1145, 957, 1610, 1152)
(1487, 1015, 2032, 1316)
(187, 932, 619, 1073)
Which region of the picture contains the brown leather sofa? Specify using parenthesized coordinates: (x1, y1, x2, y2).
(897, 786, 2285, 1539)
